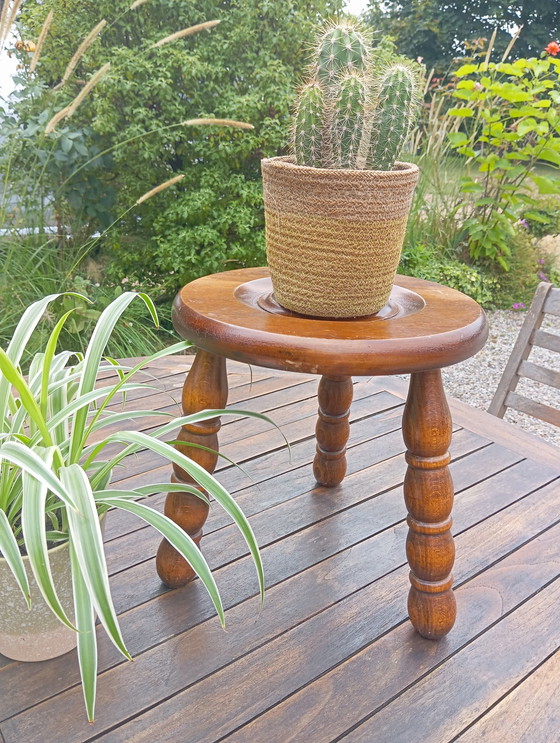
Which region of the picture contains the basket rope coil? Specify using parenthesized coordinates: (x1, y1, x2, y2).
(262, 156, 419, 318)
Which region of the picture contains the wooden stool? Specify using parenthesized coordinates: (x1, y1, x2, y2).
(157, 267, 488, 640)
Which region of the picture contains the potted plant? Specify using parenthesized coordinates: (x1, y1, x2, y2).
(261, 22, 421, 318)
(0, 292, 270, 721)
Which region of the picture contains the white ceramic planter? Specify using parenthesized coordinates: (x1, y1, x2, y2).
(0, 540, 77, 662)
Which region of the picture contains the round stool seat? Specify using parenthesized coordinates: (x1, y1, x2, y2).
(172, 267, 488, 376)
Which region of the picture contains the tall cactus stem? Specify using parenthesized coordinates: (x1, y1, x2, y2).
(367, 63, 417, 171)
(315, 23, 370, 88)
(293, 82, 325, 168)
(330, 72, 368, 169)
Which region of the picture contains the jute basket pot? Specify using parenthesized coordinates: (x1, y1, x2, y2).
(261, 155, 419, 318)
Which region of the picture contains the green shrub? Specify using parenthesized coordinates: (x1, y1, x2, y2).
(399, 243, 500, 307)
(446, 55, 560, 270)
(521, 196, 560, 238)
(18, 0, 342, 295)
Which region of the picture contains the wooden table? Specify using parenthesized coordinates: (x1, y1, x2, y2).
(158, 267, 488, 640)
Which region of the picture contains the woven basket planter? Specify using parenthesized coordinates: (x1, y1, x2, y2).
(261, 156, 419, 318)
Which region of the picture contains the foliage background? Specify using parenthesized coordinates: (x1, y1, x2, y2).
(1, 0, 559, 362)
(18, 0, 343, 297)
(365, 1, 560, 73)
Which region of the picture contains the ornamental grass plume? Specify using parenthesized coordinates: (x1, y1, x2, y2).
(0, 0, 23, 47)
(60, 19, 107, 85)
(44, 105, 72, 135)
(65, 62, 111, 117)
(152, 20, 220, 48)
(183, 118, 254, 130)
(29, 9, 54, 72)
(136, 174, 185, 204)
(45, 63, 111, 133)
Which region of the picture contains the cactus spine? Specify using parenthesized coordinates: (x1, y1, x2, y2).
(367, 64, 417, 170)
(316, 24, 369, 85)
(292, 22, 419, 171)
(330, 71, 368, 169)
(294, 82, 324, 168)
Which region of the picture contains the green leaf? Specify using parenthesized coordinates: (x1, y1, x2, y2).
(80, 341, 189, 444)
(0, 441, 77, 510)
(61, 465, 131, 660)
(509, 106, 548, 119)
(45, 383, 150, 435)
(530, 175, 560, 194)
(0, 294, 72, 432)
(21, 448, 75, 629)
(460, 177, 483, 193)
(455, 64, 478, 77)
(0, 509, 31, 608)
(70, 293, 145, 462)
(495, 63, 523, 77)
(517, 118, 537, 136)
(538, 148, 560, 167)
(104, 430, 265, 601)
(447, 107, 474, 118)
(495, 89, 533, 103)
(447, 132, 468, 146)
(95, 482, 208, 500)
(98, 495, 225, 625)
(523, 211, 549, 224)
(69, 540, 97, 722)
(40, 311, 76, 420)
(0, 349, 53, 446)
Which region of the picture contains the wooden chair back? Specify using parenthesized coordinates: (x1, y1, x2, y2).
(488, 282, 560, 427)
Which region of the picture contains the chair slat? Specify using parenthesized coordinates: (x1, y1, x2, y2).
(488, 282, 553, 418)
(543, 287, 560, 317)
(518, 360, 560, 390)
(505, 391, 560, 427)
(532, 329, 560, 354)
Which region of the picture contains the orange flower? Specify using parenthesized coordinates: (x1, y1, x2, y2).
(545, 41, 560, 55)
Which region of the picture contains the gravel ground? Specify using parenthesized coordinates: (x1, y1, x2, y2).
(441, 309, 560, 447)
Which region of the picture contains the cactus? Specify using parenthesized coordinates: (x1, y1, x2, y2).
(330, 71, 368, 169)
(315, 23, 370, 85)
(292, 22, 420, 171)
(294, 82, 324, 167)
(367, 64, 417, 170)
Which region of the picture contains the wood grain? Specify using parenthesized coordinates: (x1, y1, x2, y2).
(2, 361, 558, 743)
(226, 521, 560, 743)
(156, 349, 227, 588)
(403, 370, 455, 639)
(454, 650, 560, 743)
(313, 375, 353, 486)
(172, 268, 488, 375)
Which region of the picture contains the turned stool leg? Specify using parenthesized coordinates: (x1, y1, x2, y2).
(156, 349, 228, 588)
(313, 375, 353, 487)
(402, 369, 456, 640)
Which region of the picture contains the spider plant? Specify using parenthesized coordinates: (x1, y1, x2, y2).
(0, 291, 270, 721)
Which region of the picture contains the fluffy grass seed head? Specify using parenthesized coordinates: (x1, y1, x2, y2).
(136, 174, 185, 204)
(60, 19, 107, 85)
(30, 9, 54, 73)
(151, 20, 220, 48)
(183, 118, 254, 130)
